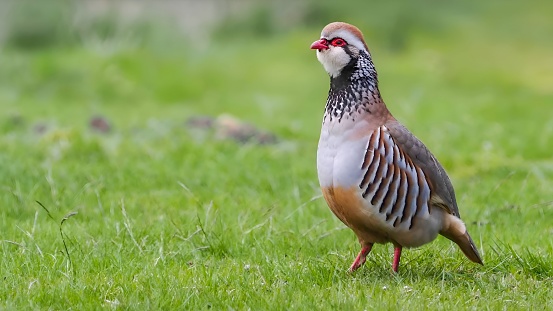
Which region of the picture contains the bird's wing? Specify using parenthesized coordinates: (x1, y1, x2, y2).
(385, 120, 461, 218)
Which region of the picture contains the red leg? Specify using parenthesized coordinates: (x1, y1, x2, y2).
(349, 244, 373, 272)
(392, 246, 402, 273)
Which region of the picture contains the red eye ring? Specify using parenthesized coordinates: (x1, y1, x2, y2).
(331, 38, 346, 47)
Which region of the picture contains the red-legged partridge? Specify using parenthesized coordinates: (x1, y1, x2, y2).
(311, 22, 483, 272)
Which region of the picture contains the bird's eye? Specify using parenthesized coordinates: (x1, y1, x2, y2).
(331, 38, 346, 47)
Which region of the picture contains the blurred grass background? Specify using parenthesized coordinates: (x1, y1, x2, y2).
(1, 0, 552, 147)
(1, 0, 552, 309)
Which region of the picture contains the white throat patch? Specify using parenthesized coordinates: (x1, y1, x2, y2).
(316, 29, 367, 78)
(317, 47, 351, 78)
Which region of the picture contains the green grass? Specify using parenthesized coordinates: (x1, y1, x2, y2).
(1, 0, 553, 309)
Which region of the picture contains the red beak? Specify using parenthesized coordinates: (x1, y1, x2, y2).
(310, 39, 328, 50)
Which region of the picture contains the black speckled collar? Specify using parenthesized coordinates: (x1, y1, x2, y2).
(324, 51, 380, 123)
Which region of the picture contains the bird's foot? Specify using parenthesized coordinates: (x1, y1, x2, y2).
(348, 244, 373, 272)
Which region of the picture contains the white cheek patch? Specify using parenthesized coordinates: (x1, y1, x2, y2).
(316, 28, 368, 78)
(317, 47, 351, 78)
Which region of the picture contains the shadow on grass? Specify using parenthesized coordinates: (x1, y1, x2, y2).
(301, 238, 552, 287)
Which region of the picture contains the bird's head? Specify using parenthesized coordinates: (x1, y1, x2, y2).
(311, 22, 369, 78)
